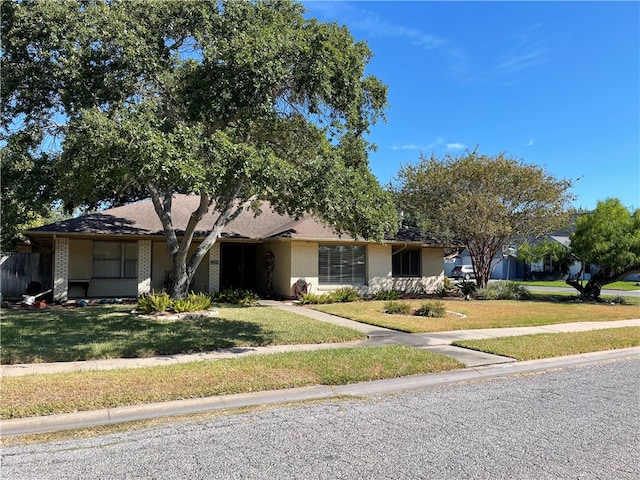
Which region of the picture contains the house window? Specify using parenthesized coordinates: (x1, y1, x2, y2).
(318, 245, 366, 285)
(93, 241, 137, 279)
(392, 247, 421, 277)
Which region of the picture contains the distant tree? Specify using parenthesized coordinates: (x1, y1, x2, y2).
(394, 148, 574, 287)
(2, 0, 398, 298)
(0, 131, 60, 252)
(517, 238, 573, 278)
(567, 198, 640, 301)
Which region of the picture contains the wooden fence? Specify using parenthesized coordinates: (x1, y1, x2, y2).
(0, 252, 52, 297)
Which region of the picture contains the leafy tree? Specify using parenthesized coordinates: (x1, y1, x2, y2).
(567, 198, 640, 301)
(2, 0, 398, 298)
(517, 238, 573, 278)
(394, 148, 574, 287)
(0, 130, 60, 252)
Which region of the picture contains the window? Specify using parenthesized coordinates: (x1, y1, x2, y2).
(318, 245, 366, 285)
(392, 247, 421, 277)
(93, 242, 137, 279)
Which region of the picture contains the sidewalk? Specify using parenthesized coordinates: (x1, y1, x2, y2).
(1, 303, 638, 436)
(2, 300, 638, 376)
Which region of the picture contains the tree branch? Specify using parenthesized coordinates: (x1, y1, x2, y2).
(146, 182, 179, 254)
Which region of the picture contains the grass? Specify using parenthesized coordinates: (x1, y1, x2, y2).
(311, 298, 640, 333)
(452, 326, 640, 361)
(515, 280, 640, 291)
(0, 305, 365, 364)
(1, 345, 463, 419)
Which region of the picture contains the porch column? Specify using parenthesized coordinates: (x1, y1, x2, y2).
(208, 243, 220, 293)
(137, 239, 152, 296)
(53, 237, 70, 302)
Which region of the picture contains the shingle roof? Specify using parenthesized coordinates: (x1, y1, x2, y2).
(27, 194, 453, 246)
(26, 195, 342, 240)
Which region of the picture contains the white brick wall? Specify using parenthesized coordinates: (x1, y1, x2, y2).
(137, 239, 152, 296)
(208, 243, 220, 294)
(53, 237, 70, 301)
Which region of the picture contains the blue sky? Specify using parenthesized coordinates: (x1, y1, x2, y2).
(303, 1, 640, 211)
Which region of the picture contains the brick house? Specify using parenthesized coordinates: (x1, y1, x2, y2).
(26, 195, 454, 301)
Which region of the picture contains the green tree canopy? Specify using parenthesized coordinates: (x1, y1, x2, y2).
(567, 198, 640, 300)
(1, 0, 398, 297)
(394, 148, 574, 287)
(517, 238, 573, 278)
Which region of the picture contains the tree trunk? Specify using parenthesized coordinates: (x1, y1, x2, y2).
(566, 267, 640, 302)
(170, 261, 192, 300)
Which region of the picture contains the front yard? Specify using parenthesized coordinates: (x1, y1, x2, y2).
(0, 305, 365, 364)
(1, 297, 638, 426)
(311, 298, 640, 333)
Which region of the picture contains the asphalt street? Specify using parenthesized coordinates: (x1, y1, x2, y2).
(3, 356, 639, 479)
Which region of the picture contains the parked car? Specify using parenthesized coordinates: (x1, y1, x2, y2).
(450, 265, 475, 280)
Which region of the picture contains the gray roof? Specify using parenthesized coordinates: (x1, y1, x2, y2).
(27, 194, 452, 246)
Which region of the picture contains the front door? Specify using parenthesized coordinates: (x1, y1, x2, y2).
(219, 243, 257, 291)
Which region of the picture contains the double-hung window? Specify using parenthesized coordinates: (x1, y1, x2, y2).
(93, 241, 138, 279)
(318, 245, 366, 285)
(392, 246, 421, 277)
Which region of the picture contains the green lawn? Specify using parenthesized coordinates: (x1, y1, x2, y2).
(453, 326, 640, 360)
(311, 299, 640, 333)
(515, 280, 640, 291)
(1, 345, 463, 419)
(0, 304, 366, 364)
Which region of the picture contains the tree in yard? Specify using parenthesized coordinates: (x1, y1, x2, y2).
(517, 238, 574, 279)
(393, 148, 575, 287)
(1, 0, 398, 298)
(566, 198, 640, 301)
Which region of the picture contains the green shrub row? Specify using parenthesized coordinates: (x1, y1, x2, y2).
(211, 288, 259, 306)
(299, 287, 361, 304)
(138, 289, 259, 314)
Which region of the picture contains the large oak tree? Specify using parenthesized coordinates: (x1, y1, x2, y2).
(1, 0, 398, 298)
(394, 149, 574, 287)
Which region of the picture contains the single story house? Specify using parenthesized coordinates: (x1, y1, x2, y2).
(25, 195, 455, 301)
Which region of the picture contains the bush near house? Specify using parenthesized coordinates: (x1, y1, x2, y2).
(137, 289, 258, 314)
(299, 287, 361, 305)
(475, 282, 532, 301)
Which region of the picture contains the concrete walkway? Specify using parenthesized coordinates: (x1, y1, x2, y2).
(2, 301, 638, 377)
(1, 302, 638, 436)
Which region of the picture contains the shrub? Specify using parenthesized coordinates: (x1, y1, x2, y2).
(328, 287, 361, 303)
(137, 291, 172, 314)
(436, 277, 456, 297)
(372, 290, 402, 301)
(212, 288, 259, 306)
(475, 281, 532, 300)
(609, 295, 628, 305)
(458, 281, 477, 297)
(414, 300, 446, 317)
(384, 300, 411, 315)
(172, 292, 213, 313)
(298, 293, 333, 304)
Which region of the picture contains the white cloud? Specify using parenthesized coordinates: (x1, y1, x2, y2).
(306, 2, 467, 77)
(391, 144, 423, 151)
(526, 139, 535, 146)
(391, 137, 444, 151)
(446, 143, 466, 151)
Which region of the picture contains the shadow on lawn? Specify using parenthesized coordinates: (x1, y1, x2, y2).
(0, 306, 274, 364)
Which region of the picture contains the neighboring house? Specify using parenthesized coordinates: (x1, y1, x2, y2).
(446, 249, 525, 281)
(447, 234, 594, 282)
(25, 195, 456, 301)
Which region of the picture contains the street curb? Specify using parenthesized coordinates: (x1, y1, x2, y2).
(2, 347, 637, 437)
